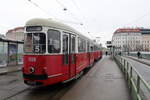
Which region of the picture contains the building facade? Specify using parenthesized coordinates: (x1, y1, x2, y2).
(6, 27, 24, 41)
(141, 29, 150, 51)
(112, 28, 150, 52)
(112, 28, 142, 52)
(0, 34, 5, 39)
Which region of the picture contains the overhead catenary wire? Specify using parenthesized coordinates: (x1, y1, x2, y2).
(57, 0, 83, 23)
(70, 0, 80, 10)
(70, 0, 86, 20)
(55, 0, 67, 11)
(27, 0, 53, 17)
(28, 0, 83, 26)
(55, 0, 81, 22)
(27, 0, 94, 39)
(70, 0, 95, 39)
(123, 11, 150, 27)
(28, 0, 83, 23)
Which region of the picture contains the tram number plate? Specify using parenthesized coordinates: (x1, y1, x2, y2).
(26, 81, 36, 85)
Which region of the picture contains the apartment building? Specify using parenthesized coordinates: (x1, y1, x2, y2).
(141, 29, 150, 51)
(112, 28, 142, 52)
(6, 27, 24, 41)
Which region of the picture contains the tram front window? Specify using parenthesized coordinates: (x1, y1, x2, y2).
(24, 33, 46, 53)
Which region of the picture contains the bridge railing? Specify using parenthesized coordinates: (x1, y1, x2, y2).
(114, 55, 150, 100)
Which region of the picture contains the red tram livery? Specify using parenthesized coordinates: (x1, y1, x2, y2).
(22, 18, 102, 86)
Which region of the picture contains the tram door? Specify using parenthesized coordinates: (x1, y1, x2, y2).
(87, 42, 90, 65)
(69, 34, 76, 77)
(63, 33, 76, 78)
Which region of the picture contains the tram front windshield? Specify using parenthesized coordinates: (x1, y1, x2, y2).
(24, 33, 46, 53)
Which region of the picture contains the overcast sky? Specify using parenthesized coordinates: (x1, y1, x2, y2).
(1, 0, 150, 46)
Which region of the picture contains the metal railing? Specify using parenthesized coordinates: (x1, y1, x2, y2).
(114, 55, 150, 100)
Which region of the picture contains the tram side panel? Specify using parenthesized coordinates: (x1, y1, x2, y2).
(90, 52, 95, 65)
(76, 53, 89, 74)
(100, 51, 103, 59)
(69, 53, 76, 78)
(45, 55, 65, 84)
(93, 51, 97, 61)
(96, 51, 100, 60)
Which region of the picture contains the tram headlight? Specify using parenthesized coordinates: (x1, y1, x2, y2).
(29, 67, 35, 73)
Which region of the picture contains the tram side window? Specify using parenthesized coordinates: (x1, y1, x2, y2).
(71, 36, 75, 53)
(63, 34, 68, 53)
(78, 37, 86, 52)
(87, 42, 90, 52)
(48, 29, 61, 53)
(94, 45, 96, 51)
(63, 34, 69, 64)
(90, 45, 94, 52)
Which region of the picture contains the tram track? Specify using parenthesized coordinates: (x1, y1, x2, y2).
(3, 87, 30, 100)
(3, 79, 78, 100)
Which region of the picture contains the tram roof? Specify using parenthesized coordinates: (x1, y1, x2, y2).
(26, 18, 90, 39)
(25, 18, 101, 45)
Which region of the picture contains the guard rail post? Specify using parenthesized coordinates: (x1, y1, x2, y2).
(114, 55, 150, 100)
(137, 75, 140, 94)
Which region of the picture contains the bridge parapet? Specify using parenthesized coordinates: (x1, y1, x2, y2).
(114, 55, 150, 100)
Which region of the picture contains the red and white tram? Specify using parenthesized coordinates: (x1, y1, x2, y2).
(22, 18, 102, 86)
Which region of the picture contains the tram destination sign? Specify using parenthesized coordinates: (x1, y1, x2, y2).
(26, 26, 42, 32)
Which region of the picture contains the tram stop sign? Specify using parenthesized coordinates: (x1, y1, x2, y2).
(106, 41, 112, 48)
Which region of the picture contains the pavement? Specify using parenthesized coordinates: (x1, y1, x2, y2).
(61, 56, 131, 100)
(0, 65, 22, 75)
(126, 56, 150, 66)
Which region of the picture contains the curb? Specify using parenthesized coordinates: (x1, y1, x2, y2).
(0, 68, 22, 75)
(0, 71, 7, 75)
